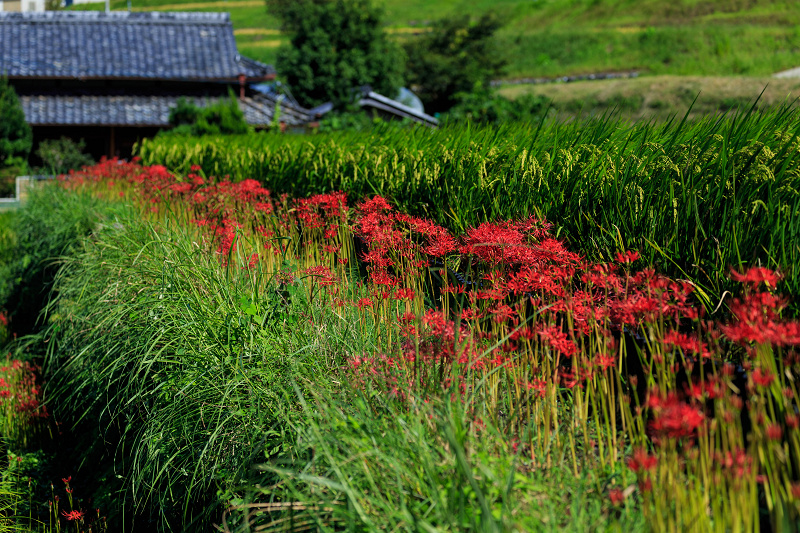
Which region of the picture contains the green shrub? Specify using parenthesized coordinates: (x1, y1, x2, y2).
(35, 137, 94, 175)
(444, 84, 550, 124)
(40, 207, 338, 529)
(318, 109, 384, 132)
(0, 185, 104, 337)
(167, 95, 251, 136)
(0, 162, 23, 198)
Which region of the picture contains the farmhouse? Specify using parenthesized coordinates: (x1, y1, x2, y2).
(0, 11, 317, 158)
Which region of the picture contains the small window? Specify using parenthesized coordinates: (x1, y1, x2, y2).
(28, 1, 35, 10)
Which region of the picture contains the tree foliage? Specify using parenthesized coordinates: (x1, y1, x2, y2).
(444, 84, 550, 125)
(0, 78, 33, 167)
(167, 95, 251, 136)
(35, 137, 94, 175)
(268, 0, 404, 108)
(404, 13, 507, 113)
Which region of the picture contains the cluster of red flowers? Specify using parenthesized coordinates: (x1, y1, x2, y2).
(63, 161, 800, 392)
(721, 290, 800, 346)
(646, 391, 705, 441)
(65, 161, 800, 513)
(0, 358, 49, 421)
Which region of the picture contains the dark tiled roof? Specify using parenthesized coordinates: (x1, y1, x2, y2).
(359, 91, 438, 127)
(248, 93, 315, 126)
(19, 94, 315, 127)
(0, 11, 275, 81)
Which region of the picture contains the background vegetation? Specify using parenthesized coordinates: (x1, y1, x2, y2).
(70, 0, 800, 81)
(167, 95, 251, 136)
(0, 79, 32, 198)
(267, 0, 404, 107)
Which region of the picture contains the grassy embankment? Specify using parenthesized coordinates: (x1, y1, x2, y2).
(0, 109, 797, 529)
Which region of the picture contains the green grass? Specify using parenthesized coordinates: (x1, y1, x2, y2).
(498, 75, 800, 122)
(30, 190, 325, 529)
(68, 0, 800, 80)
(0, 189, 103, 339)
(228, 389, 645, 532)
(137, 105, 800, 315)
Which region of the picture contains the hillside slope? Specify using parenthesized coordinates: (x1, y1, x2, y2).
(70, 0, 800, 82)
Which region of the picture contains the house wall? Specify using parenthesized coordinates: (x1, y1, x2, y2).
(0, 0, 47, 12)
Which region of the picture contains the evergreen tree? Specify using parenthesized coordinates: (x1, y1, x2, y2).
(0, 77, 32, 166)
(404, 13, 507, 113)
(268, 0, 404, 108)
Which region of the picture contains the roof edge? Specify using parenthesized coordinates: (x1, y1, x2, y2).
(0, 11, 232, 24)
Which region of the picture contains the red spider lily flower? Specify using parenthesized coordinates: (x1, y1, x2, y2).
(394, 287, 415, 300)
(751, 368, 775, 388)
(593, 353, 616, 371)
(766, 424, 783, 441)
(61, 509, 84, 521)
(647, 392, 704, 440)
(301, 266, 338, 287)
(168, 182, 193, 195)
(356, 298, 373, 309)
(538, 326, 579, 358)
(608, 488, 625, 506)
(62, 476, 71, 484)
(786, 414, 798, 429)
(525, 378, 547, 398)
(730, 267, 782, 288)
(490, 303, 517, 324)
(358, 195, 392, 214)
(627, 448, 658, 473)
(721, 292, 800, 346)
(459, 308, 483, 321)
(616, 250, 640, 263)
(397, 311, 417, 323)
(662, 330, 710, 358)
(559, 371, 580, 389)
